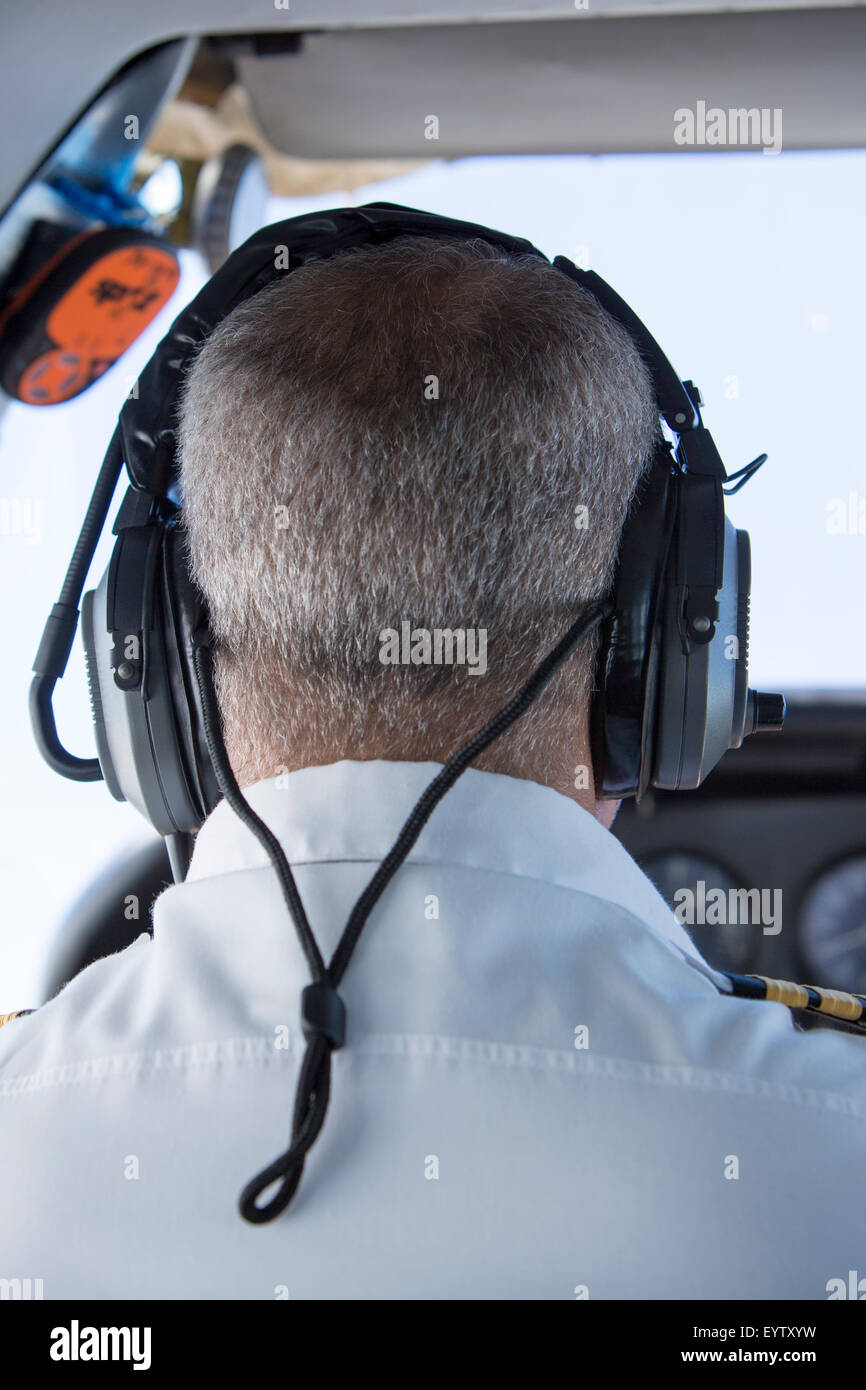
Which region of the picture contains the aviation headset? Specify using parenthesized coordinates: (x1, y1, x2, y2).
(30, 201, 785, 1222)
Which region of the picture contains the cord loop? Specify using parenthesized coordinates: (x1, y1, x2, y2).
(238, 1031, 333, 1224)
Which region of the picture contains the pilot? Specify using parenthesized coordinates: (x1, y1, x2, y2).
(1, 230, 864, 1299)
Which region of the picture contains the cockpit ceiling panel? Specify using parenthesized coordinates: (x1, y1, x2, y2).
(239, 11, 866, 159)
(3, 3, 865, 213)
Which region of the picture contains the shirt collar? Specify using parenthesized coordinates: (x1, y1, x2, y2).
(187, 759, 721, 979)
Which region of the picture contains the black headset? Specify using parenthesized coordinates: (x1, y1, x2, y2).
(29, 201, 786, 1221)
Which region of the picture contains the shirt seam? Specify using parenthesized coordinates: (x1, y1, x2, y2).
(1, 1031, 864, 1120)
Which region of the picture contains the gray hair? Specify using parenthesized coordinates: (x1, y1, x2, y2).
(178, 235, 658, 786)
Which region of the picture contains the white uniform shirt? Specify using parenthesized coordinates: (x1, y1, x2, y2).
(1, 760, 865, 1299)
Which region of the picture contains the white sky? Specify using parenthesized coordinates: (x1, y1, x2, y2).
(1, 149, 864, 1007)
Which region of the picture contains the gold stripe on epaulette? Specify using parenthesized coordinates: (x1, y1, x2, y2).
(753, 976, 810, 1010)
(806, 987, 864, 1022)
(725, 972, 866, 1033)
(0, 1010, 31, 1030)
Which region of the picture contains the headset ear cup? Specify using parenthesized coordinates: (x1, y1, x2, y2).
(81, 586, 126, 803)
(159, 527, 221, 827)
(653, 514, 743, 790)
(79, 520, 221, 836)
(591, 450, 676, 801)
(636, 602, 664, 801)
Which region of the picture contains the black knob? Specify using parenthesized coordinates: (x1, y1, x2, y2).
(747, 690, 786, 734)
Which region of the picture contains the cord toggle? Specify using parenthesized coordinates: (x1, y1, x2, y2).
(301, 981, 346, 1050)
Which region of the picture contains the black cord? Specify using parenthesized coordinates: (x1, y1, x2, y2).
(722, 452, 767, 496)
(329, 602, 612, 985)
(192, 602, 611, 1224)
(60, 426, 124, 608)
(191, 642, 326, 982)
(30, 427, 125, 782)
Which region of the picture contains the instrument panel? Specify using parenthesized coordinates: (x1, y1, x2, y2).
(615, 695, 866, 988)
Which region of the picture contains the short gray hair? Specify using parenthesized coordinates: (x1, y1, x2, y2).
(178, 235, 658, 785)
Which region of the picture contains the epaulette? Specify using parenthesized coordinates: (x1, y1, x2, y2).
(725, 973, 866, 1035)
(0, 1010, 35, 1031)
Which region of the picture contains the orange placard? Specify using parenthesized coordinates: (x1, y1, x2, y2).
(16, 242, 179, 405)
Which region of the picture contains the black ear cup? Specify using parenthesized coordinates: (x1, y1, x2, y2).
(591, 449, 677, 800)
(653, 514, 743, 790)
(158, 526, 221, 826)
(80, 512, 219, 836)
(729, 528, 752, 750)
(592, 455, 757, 801)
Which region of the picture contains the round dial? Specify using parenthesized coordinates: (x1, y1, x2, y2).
(798, 856, 866, 993)
(641, 852, 756, 974)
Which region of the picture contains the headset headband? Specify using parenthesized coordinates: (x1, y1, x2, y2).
(121, 203, 547, 497)
(117, 201, 702, 499)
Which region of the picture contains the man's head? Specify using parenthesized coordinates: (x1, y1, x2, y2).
(179, 233, 658, 810)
